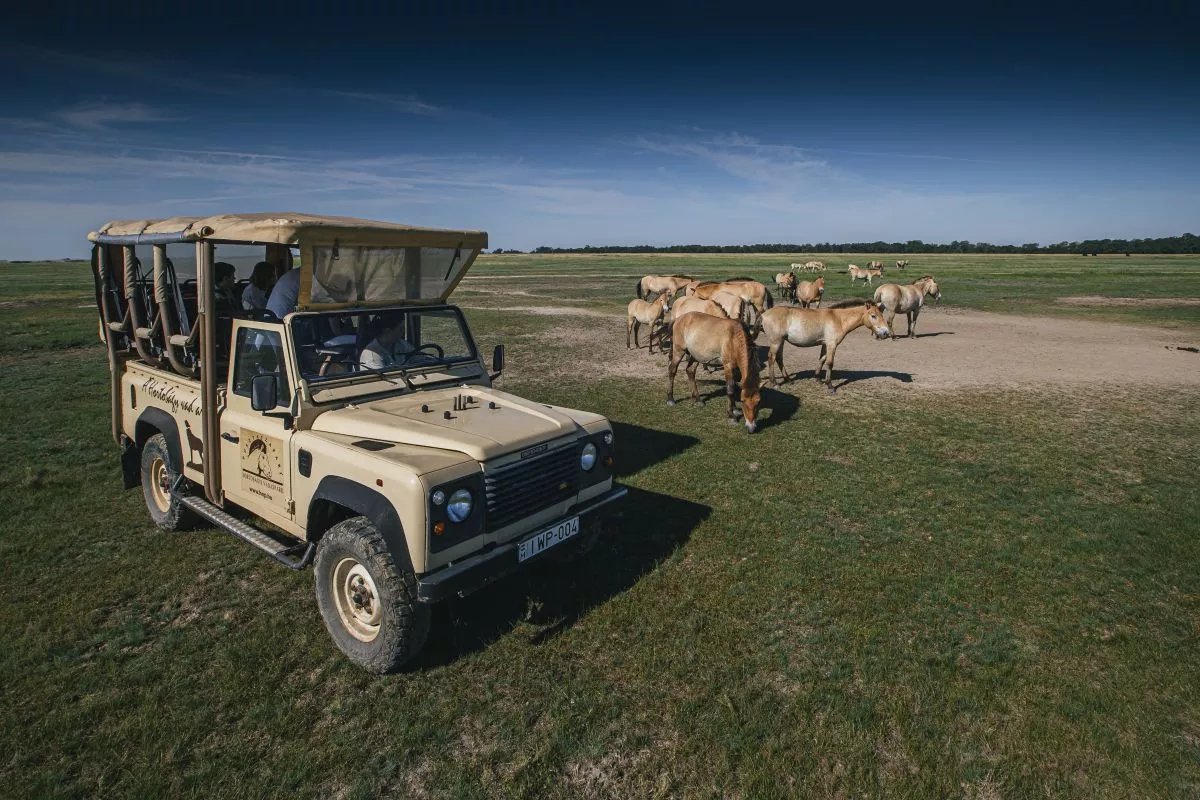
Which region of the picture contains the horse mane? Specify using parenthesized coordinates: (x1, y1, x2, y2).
(671, 274, 693, 279)
(825, 298, 869, 309)
(726, 276, 755, 282)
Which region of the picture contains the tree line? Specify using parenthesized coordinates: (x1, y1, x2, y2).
(488, 232, 1199, 255)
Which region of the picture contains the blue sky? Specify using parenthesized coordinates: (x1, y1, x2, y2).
(2, 2, 1197, 258)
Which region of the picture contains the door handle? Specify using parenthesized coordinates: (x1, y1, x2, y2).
(221, 432, 239, 443)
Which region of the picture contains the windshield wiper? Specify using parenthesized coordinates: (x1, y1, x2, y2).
(349, 365, 415, 390)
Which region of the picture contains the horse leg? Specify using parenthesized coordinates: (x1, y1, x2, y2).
(886, 307, 897, 340)
(766, 342, 780, 384)
(824, 342, 838, 393)
(647, 320, 658, 354)
(723, 361, 738, 423)
(666, 349, 683, 406)
(626, 316, 633, 349)
(909, 307, 920, 338)
(816, 343, 827, 380)
(686, 358, 702, 404)
(776, 342, 788, 383)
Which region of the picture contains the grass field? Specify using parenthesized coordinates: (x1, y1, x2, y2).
(2, 254, 1199, 798)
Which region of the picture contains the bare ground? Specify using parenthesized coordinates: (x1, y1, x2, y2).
(482, 304, 1200, 391)
(1056, 296, 1200, 307)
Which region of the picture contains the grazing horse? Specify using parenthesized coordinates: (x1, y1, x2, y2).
(868, 260, 885, 270)
(636, 274, 692, 300)
(774, 272, 797, 303)
(626, 291, 672, 353)
(895, 259, 909, 270)
(795, 276, 824, 308)
(761, 301, 892, 391)
(848, 265, 882, 285)
(666, 312, 762, 432)
(873, 275, 941, 339)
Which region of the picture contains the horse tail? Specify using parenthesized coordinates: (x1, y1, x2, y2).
(634, 278, 644, 299)
(763, 287, 774, 309)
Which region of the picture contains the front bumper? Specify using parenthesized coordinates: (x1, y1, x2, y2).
(416, 485, 627, 603)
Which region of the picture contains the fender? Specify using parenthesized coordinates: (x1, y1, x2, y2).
(135, 407, 183, 472)
(310, 476, 409, 567)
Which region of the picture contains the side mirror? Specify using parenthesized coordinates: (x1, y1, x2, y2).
(491, 344, 505, 375)
(251, 374, 278, 411)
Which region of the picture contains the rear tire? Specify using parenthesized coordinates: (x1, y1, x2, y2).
(314, 516, 430, 673)
(140, 433, 195, 531)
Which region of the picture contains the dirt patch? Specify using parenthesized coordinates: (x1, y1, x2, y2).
(1056, 296, 1200, 307)
(487, 305, 1200, 391)
(461, 304, 619, 320)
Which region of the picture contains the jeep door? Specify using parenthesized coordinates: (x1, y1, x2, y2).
(220, 320, 296, 527)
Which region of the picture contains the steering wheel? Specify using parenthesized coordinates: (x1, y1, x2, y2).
(398, 342, 444, 363)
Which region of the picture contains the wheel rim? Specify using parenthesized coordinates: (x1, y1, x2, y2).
(332, 557, 382, 643)
(149, 457, 171, 513)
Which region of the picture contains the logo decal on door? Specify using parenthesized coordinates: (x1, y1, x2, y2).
(241, 429, 284, 503)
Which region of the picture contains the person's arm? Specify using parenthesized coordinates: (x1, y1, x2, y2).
(358, 343, 387, 371)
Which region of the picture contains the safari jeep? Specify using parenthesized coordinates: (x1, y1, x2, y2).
(89, 213, 625, 672)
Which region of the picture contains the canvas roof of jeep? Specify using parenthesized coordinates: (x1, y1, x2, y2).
(89, 212, 489, 308)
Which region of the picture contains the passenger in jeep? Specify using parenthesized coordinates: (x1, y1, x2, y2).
(359, 318, 415, 370)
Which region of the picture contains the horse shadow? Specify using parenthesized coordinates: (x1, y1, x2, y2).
(831, 369, 913, 389)
(416, 427, 706, 667)
(912, 331, 954, 339)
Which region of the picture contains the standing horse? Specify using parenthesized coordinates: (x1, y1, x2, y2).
(895, 259, 909, 270)
(688, 279, 774, 315)
(848, 265, 882, 285)
(873, 275, 941, 339)
(795, 276, 824, 308)
(666, 312, 762, 432)
(761, 301, 892, 391)
(626, 291, 672, 353)
(775, 272, 797, 303)
(636, 274, 693, 300)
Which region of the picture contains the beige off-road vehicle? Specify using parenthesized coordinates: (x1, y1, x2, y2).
(90, 213, 624, 672)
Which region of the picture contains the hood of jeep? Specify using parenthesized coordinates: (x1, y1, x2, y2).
(310, 386, 584, 462)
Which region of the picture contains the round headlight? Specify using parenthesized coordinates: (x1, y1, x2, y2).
(603, 431, 614, 446)
(447, 488, 473, 522)
(581, 442, 598, 471)
(431, 489, 446, 506)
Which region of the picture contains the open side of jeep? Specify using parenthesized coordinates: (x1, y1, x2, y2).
(89, 213, 625, 672)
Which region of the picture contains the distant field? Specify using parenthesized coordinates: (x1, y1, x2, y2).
(2, 255, 1199, 797)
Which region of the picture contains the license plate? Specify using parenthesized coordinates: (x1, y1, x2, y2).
(517, 516, 580, 562)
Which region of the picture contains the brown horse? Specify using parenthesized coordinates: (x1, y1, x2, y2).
(626, 291, 672, 353)
(873, 275, 940, 339)
(667, 312, 762, 432)
(687, 279, 774, 315)
(761, 301, 892, 391)
(636, 274, 692, 300)
(795, 276, 824, 308)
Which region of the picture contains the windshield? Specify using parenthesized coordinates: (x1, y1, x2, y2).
(290, 306, 478, 383)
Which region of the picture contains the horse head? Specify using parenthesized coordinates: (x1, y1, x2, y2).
(862, 301, 892, 339)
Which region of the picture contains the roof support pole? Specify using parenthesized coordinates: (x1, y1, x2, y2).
(198, 240, 222, 504)
(94, 245, 124, 445)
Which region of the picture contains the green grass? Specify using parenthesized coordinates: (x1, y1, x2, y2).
(1, 256, 1199, 797)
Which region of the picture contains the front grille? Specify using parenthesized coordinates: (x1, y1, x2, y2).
(484, 445, 578, 531)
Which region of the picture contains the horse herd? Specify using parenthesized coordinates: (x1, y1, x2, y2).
(627, 266, 941, 433)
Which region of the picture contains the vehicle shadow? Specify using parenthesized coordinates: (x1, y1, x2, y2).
(415, 424, 705, 668)
(610, 421, 698, 478)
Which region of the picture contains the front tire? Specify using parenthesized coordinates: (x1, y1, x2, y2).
(140, 433, 195, 531)
(314, 517, 430, 673)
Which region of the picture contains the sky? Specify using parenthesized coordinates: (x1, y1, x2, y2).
(2, 1, 1198, 258)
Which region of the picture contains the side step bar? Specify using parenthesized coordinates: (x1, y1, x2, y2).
(178, 494, 315, 570)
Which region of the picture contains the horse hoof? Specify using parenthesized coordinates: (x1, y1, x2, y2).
(666, 399, 676, 407)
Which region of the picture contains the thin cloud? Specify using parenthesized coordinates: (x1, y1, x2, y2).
(11, 45, 474, 119)
(56, 101, 184, 130)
